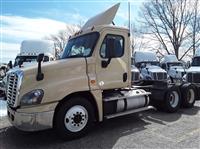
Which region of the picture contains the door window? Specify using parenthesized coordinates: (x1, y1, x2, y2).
(100, 35, 124, 58)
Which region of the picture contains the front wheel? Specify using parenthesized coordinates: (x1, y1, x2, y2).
(54, 97, 94, 140)
(163, 87, 181, 113)
(181, 84, 196, 108)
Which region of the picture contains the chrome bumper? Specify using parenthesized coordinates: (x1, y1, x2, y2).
(7, 106, 54, 131)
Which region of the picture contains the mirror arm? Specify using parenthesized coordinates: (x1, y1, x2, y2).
(36, 53, 44, 81)
(36, 61, 44, 81)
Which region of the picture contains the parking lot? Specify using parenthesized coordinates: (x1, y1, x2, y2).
(0, 100, 199, 149)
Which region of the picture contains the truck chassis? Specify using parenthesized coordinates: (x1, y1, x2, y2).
(134, 80, 198, 112)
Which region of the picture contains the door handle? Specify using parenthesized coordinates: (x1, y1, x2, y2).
(123, 73, 127, 82)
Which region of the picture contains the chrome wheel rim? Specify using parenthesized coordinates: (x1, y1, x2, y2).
(64, 105, 88, 132)
(169, 91, 179, 108)
(187, 89, 195, 104)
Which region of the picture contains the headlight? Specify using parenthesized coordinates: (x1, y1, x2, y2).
(20, 89, 44, 106)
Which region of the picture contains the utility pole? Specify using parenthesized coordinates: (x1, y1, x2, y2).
(128, 1, 131, 31)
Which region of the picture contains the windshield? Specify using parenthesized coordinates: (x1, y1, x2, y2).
(167, 62, 183, 68)
(191, 57, 200, 66)
(136, 61, 160, 68)
(62, 32, 99, 59)
(14, 55, 49, 66)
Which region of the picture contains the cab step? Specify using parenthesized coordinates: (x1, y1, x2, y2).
(104, 106, 155, 119)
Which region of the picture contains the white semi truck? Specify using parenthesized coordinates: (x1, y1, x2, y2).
(13, 40, 56, 67)
(184, 48, 200, 101)
(133, 51, 168, 81)
(2, 40, 56, 98)
(5, 3, 197, 140)
(160, 55, 185, 83)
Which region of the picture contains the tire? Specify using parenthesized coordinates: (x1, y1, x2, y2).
(150, 100, 163, 111)
(163, 86, 181, 113)
(54, 96, 95, 140)
(181, 84, 196, 108)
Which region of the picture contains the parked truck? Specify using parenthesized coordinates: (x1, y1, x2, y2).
(133, 51, 168, 81)
(6, 3, 197, 139)
(160, 55, 186, 83)
(13, 40, 56, 68)
(183, 48, 200, 100)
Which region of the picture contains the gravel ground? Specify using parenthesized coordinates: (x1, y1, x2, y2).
(0, 100, 199, 149)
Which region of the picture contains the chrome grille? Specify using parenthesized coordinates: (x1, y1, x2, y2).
(187, 73, 200, 83)
(153, 72, 167, 80)
(193, 73, 200, 83)
(7, 73, 18, 107)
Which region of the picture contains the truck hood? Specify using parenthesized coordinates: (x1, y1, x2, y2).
(186, 66, 200, 73)
(21, 58, 86, 77)
(143, 65, 166, 73)
(17, 58, 88, 104)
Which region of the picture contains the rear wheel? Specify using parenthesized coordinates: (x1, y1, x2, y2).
(54, 97, 94, 140)
(163, 87, 181, 113)
(181, 84, 196, 108)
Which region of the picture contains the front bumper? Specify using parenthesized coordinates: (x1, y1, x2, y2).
(7, 106, 55, 131)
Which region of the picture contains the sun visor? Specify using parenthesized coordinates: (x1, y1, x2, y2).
(81, 3, 120, 31)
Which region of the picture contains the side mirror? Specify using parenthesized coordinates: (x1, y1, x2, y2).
(8, 61, 13, 69)
(161, 64, 166, 70)
(105, 38, 115, 58)
(18, 60, 23, 68)
(101, 38, 115, 68)
(37, 53, 44, 62)
(36, 53, 44, 81)
(186, 61, 191, 69)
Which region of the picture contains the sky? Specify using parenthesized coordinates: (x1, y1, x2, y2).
(0, 0, 146, 63)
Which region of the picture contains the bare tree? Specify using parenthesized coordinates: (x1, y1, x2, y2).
(45, 25, 79, 58)
(189, 0, 200, 55)
(140, 0, 199, 60)
(179, 0, 200, 60)
(130, 23, 150, 54)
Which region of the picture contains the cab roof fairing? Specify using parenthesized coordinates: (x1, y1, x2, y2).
(69, 3, 122, 39)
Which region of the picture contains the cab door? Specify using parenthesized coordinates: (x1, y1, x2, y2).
(95, 31, 129, 90)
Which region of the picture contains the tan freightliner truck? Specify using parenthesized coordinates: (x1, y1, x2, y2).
(6, 3, 196, 139)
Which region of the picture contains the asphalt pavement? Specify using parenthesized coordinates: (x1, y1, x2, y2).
(0, 101, 200, 149)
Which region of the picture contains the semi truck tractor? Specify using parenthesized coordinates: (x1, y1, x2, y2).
(2, 40, 56, 99)
(13, 40, 56, 68)
(6, 3, 196, 139)
(133, 51, 168, 81)
(160, 55, 185, 83)
(183, 48, 200, 100)
(131, 52, 196, 109)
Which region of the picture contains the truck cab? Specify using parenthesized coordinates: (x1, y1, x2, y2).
(6, 4, 152, 139)
(160, 55, 185, 83)
(184, 49, 200, 100)
(133, 51, 168, 81)
(185, 49, 200, 84)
